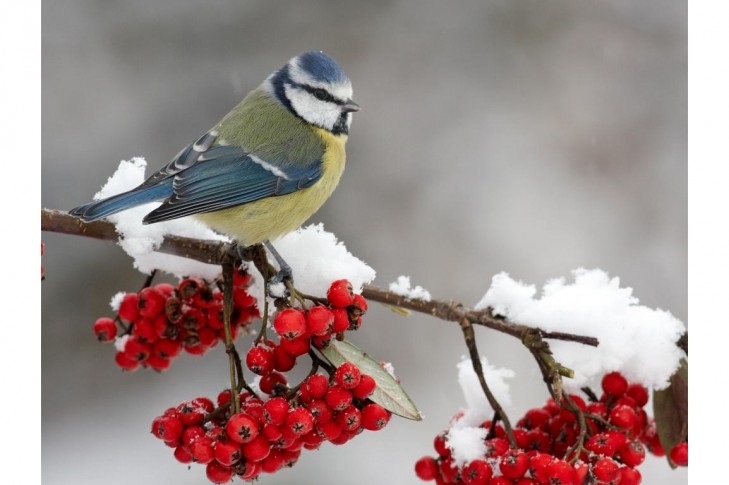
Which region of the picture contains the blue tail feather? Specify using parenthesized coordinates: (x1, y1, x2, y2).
(69, 183, 172, 222)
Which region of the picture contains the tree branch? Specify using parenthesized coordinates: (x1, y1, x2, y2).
(41, 208, 599, 347)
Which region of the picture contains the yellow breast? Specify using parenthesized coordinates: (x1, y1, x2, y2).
(196, 129, 347, 245)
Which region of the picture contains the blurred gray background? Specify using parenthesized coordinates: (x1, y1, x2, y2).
(42, 1, 686, 484)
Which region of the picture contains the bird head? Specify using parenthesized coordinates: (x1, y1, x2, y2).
(263, 51, 359, 135)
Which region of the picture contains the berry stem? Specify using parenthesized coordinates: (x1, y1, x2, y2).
(486, 411, 501, 440)
(459, 318, 517, 448)
(221, 261, 241, 414)
(581, 386, 600, 403)
(254, 279, 270, 345)
(139, 269, 157, 291)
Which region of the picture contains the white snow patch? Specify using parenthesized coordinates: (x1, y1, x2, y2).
(446, 426, 488, 467)
(247, 223, 376, 309)
(455, 357, 515, 429)
(114, 335, 130, 352)
(109, 292, 126, 312)
(474, 268, 686, 390)
(388, 275, 432, 302)
(94, 158, 229, 279)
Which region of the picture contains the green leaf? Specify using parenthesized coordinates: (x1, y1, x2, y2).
(653, 357, 688, 468)
(321, 339, 422, 421)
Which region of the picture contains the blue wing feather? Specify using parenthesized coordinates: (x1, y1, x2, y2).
(142, 145, 322, 224)
(71, 135, 323, 224)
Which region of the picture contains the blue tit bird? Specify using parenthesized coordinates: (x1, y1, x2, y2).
(70, 51, 359, 281)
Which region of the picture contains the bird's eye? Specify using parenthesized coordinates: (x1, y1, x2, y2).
(313, 89, 329, 101)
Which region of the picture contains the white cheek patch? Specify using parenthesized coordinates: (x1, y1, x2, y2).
(285, 83, 341, 131)
(288, 58, 353, 101)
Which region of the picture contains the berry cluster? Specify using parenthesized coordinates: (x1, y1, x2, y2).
(244, 279, 367, 383)
(152, 362, 391, 482)
(416, 371, 688, 485)
(93, 269, 259, 371)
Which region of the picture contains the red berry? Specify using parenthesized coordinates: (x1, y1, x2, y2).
(619, 466, 642, 485)
(260, 371, 287, 394)
(618, 440, 646, 467)
(151, 415, 183, 442)
(352, 374, 376, 399)
(316, 420, 343, 441)
(312, 333, 332, 349)
(484, 438, 509, 458)
(273, 309, 307, 340)
(226, 413, 259, 444)
(123, 338, 151, 362)
(242, 435, 271, 462)
(146, 354, 171, 371)
(189, 435, 215, 464)
(306, 306, 334, 335)
(278, 334, 311, 357)
(246, 344, 275, 375)
(173, 445, 193, 464)
(499, 449, 529, 479)
(137, 287, 166, 318)
(669, 442, 688, 466)
(545, 459, 573, 485)
(433, 432, 449, 457)
(180, 307, 205, 330)
(305, 374, 330, 399)
(325, 386, 353, 411)
(462, 459, 493, 485)
(331, 308, 350, 333)
(602, 372, 628, 397)
(336, 405, 362, 432)
(327, 279, 354, 308)
(523, 408, 551, 430)
(626, 383, 649, 407)
(213, 440, 241, 467)
(523, 429, 551, 452)
(131, 318, 158, 343)
(261, 449, 286, 473)
(593, 457, 620, 483)
(414, 456, 438, 481)
(272, 344, 297, 372)
(206, 461, 233, 483)
(587, 432, 621, 457)
(118, 293, 140, 322)
(285, 408, 315, 436)
(361, 403, 390, 431)
(528, 452, 553, 483)
(263, 397, 290, 426)
(177, 277, 202, 300)
(351, 294, 368, 313)
(335, 362, 362, 390)
(181, 426, 205, 448)
(93, 317, 117, 342)
(307, 399, 333, 423)
(609, 404, 636, 430)
(488, 477, 513, 485)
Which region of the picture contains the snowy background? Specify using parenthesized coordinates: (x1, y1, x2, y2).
(41, 1, 686, 484)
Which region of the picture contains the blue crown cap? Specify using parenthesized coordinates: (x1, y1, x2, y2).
(296, 51, 350, 85)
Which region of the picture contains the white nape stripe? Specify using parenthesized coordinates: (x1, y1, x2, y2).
(288, 57, 353, 101)
(250, 154, 289, 179)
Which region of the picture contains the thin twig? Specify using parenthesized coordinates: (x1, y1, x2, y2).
(221, 262, 240, 414)
(459, 318, 517, 448)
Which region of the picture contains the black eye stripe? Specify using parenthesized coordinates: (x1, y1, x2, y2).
(301, 84, 343, 105)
